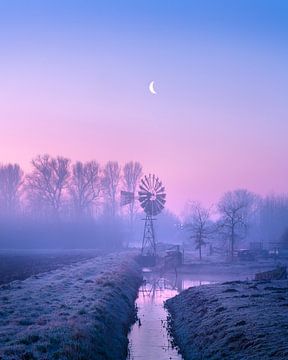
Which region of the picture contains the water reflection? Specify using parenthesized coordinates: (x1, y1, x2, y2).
(127, 271, 212, 360)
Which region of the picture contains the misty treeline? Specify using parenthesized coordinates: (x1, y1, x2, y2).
(0, 155, 148, 249)
(0, 156, 141, 219)
(1, 156, 288, 255)
(184, 189, 288, 260)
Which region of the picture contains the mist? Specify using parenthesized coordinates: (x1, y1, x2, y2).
(0, 155, 288, 257)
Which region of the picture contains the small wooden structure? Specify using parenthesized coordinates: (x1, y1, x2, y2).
(164, 245, 183, 268)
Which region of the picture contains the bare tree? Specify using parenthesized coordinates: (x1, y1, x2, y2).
(257, 194, 288, 249)
(217, 189, 256, 260)
(70, 161, 101, 218)
(0, 163, 23, 216)
(185, 202, 212, 260)
(26, 155, 70, 217)
(123, 161, 143, 238)
(102, 161, 121, 217)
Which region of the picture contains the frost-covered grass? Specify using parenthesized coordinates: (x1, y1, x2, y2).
(166, 279, 288, 359)
(0, 252, 142, 360)
(0, 250, 101, 285)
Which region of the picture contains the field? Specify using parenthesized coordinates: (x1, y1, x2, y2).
(0, 251, 142, 360)
(0, 250, 100, 285)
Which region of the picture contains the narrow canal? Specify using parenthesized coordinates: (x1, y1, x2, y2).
(127, 269, 212, 360)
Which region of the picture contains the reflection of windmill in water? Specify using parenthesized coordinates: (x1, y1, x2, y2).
(121, 174, 166, 261)
(140, 273, 181, 299)
(140, 275, 208, 297)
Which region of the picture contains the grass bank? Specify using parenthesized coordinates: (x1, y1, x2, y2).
(166, 279, 288, 359)
(0, 252, 142, 360)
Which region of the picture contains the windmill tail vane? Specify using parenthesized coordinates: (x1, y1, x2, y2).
(120, 191, 135, 206)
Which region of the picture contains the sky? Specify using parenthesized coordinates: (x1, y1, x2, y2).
(0, 0, 288, 214)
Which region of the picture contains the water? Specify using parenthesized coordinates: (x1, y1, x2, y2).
(127, 270, 212, 360)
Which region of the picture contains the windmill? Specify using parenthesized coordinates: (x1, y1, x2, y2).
(121, 174, 166, 258)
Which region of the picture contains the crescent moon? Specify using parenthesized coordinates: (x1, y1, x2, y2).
(149, 81, 157, 95)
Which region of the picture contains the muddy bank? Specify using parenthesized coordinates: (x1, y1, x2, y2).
(0, 252, 142, 360)
(166, 280, 288, 359)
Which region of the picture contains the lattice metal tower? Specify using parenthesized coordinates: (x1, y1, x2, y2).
(141, 215, 156, 256)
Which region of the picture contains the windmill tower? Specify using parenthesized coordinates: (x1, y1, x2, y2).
(121, 174, 166, 257)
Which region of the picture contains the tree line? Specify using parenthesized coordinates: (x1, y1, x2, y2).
(1, 155, 288, 255)
(0, 155, 142, 221)
(0, 155, 144, 249)
(184, 190, 288, 260)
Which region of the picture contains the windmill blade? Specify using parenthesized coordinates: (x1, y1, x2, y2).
(139, 196, 151, 208)
(142, 201, 148, 210)
(155, 179, 162, 192)
(155, 196, 165, 206)
(158, 198, 166, 207)
(155, 199, 165, 207)
(158, 185, 164, 194)
(156, 201, 164, 215)
(139, 198, 150, 208)
(140, 180, 149, 192)
(156, 197, 166, 207)
(139, 192, 151, 200)
(144, 175, 151, 190)
(153, 201, 161, 215)
(156, 194, 166, 201)
(156, 186, 165, 194)
(156, 202, 165, 211)
(147, 174, 153, 189)
(139, 185, 149, 195)
(156, 204, 164, 213)
(157, 186, 166, 194)
(139, 194, 149, 201)
(138, 190, 150, 197)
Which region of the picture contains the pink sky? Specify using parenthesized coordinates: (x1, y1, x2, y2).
(1, 75, 287, 215)
(0, 1, 288, 215)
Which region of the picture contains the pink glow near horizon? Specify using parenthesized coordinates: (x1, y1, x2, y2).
(1, 94, 287, 215)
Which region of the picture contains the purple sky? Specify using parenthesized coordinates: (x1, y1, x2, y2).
(0, 1, 288, 214)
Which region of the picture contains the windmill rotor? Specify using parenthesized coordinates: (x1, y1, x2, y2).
(120, 174, 166, 216)
(138, 174, 166, 217)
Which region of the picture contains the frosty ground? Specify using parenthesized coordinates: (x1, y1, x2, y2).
(0, 250, 100, 285)
(0, 252, 142, 360)
(166, 271, 288, 359)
